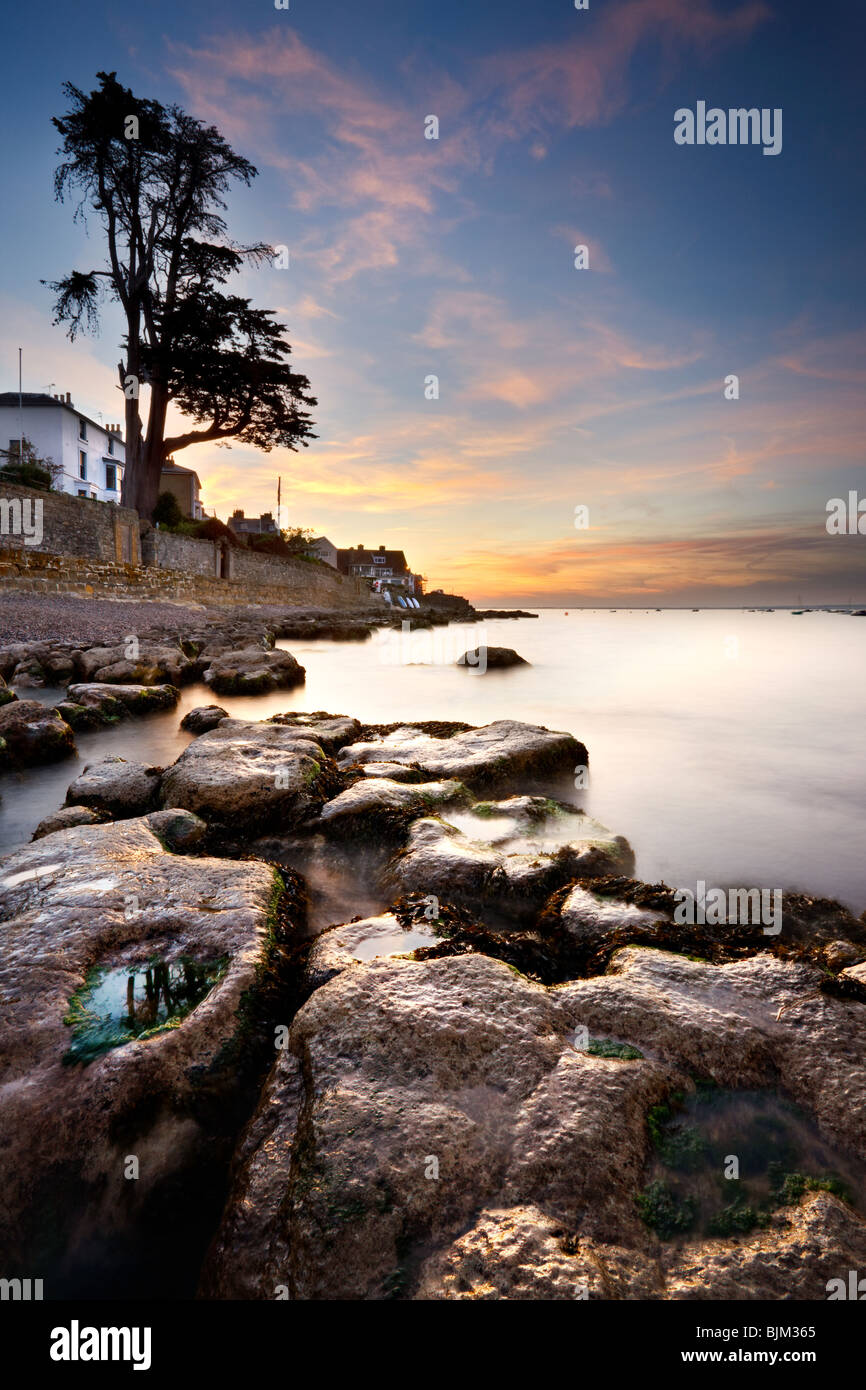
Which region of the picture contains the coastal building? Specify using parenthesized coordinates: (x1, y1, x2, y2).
(0, 391, 124, 502)
(159, 460, 204, 519)
(228, 509, 279, 537)
(307, 536, 338, 568)
(335, 543, 421, 594)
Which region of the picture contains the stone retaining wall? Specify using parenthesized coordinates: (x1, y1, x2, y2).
(0, 481, 140, 563)
(0, 547, 371, 608)
(0, 481, 374, 609)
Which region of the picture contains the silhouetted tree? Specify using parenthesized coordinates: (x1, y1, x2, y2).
(45, 72, 316, 517)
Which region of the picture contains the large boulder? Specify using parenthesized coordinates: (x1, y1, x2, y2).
(201, 945, 866, 1300)
(62, 683, 180, 727)
(203, 648, 306, 696)
(0, 699, 75, 768)
(266, 713, 361, 754)
(32, 805, 103, 839)
(65, 756, 163, 820)
(387, 801, 633, 921)
(456, 647, 529, 669)
(180, 705, 228, 734)
(0, 814, 289, 1295)
(338, 720, 586, 790)
(75, 642, 192, 686)
(160, 718, 332, 829)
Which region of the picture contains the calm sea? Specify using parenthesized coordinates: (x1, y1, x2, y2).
(2, 609, 864, 912)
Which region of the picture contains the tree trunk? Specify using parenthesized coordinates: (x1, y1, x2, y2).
(134, 380, 170, 520)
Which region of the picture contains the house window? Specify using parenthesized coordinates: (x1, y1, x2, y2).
(105, 463, 117, 491)
(77, 489, 88, 498)
(8, 438, 20, 454)
(373, 555, 386, 564)
(79, 419, 87, 440)
(79, 452, 87, 480)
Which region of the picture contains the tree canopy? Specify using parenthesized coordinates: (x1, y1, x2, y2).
(45, 71, 316, 517)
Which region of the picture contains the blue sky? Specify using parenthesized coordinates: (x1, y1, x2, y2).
(1, 0, 865, 603)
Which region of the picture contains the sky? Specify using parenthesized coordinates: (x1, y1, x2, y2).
(1, 0, 865, 605)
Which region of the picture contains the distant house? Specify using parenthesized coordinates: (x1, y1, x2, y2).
(228, 509, 279, 537)
(335, 543, 421, 594)
(307, 536, 338, 568)
(160, 460, 204, 519)
(0, 391, 124, 502)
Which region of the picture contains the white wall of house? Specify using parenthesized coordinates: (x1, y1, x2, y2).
(0, 400, 125, 503)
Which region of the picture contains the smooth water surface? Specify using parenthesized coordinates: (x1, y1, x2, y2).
(2, 610, 864, 910)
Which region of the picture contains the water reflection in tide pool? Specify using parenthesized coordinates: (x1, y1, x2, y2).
(2, 610, 865, 911)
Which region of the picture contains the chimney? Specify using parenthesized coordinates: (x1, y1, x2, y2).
(65, 392, 72, 405)
(378, 544, 386, 552)
(357, 543, 364, 551)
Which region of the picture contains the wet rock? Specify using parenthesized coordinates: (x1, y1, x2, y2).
(65, 756, 163, 820)
(387, 807, 633, 922)
(338, 719, 586, 791)
(203, 648, 306, 696)
(203, 944, 866, 1300)
(181, 705, 229, 734)
(0, 699, 76, 768)
(200, 951, 665, 1299)
(318, 777, 471, 840)
(556, 884, 668, 943)
(75, 641, 192, 686)
(308, 912, 440, 986)
(0, 814, 287, 1294)
(267, 713, 361, 754)
(0, 675, 16, 708)
(359, 761, 423, 782)
(415, 1193, 866, 1301)
(456, 646, 529, 669)
(64, 682, 180, 722)
(145, 807, 208, 853)
(32, 805, 103, 839)
(161, 718, 332, 829)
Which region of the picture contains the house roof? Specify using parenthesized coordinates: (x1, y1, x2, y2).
(336, 547, 409, 573)
(161, 462, 201, 488)
(0, 392, 124, 444)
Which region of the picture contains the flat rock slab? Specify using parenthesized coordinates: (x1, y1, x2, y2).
(388, 808, 634, 920)
(65, 756, 163, 819)
(0, 698, 76, 768)
(204, 647, 306, 695)
(64, 683, 180, 721)
(338, 719, 586, 790)
(161, 718, 330, 828)
(318, 777, 470, 838)
(75, 642, 192, 686)
(267, 713, 361, 754)
(557, 885, 668, 941)
(0, 813, 280, 1289)
(33, 805, 103, 839)
(202, 946, 866, 1300)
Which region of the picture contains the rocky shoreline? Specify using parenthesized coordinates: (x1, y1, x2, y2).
(1, 681, 865, 1300)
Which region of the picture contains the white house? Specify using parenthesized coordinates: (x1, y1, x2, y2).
(0, 391, 125, 503)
